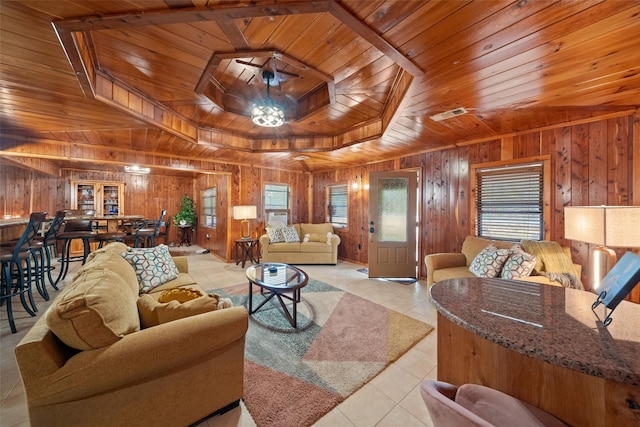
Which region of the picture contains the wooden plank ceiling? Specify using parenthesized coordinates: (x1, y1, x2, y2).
(1, 0, 639, 175)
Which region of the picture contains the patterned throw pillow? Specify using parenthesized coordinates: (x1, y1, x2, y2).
(282, 226, 300, 243)
(469, 245, 510, 278)
(501, 246, 537, 279)
(266, 226, 285, 243)
(121, 244, 179, 293)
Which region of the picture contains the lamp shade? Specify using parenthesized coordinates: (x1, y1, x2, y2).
(233, 205, 257, 220)
(565, 206, 640, 247)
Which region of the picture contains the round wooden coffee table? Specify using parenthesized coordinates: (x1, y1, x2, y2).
(246, 263, 308, 328)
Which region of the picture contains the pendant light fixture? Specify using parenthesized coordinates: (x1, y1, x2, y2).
(251, 70, 285, 127)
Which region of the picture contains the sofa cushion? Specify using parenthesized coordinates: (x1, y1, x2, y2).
(300, 223, 334, 237)
(46, 268, 140, 350)
(282, 226, 300, 243)
(268, 242, 302, 253)
(469, 245, 510, 278)
(501, 245, 537, 280)
(434, 266, 475, 283)
(300, 241, 333, 253)
(137, 293, 232, 328)
(121, 244, 180, 293)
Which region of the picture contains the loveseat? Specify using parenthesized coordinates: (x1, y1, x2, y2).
(14, 242, 248, 427)
(260, 223, 341, 265)
(424, 235, 583, 288)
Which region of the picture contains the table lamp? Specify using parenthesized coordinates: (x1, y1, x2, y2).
(564, 206, 640, 292)
(233, 205, 257, 239)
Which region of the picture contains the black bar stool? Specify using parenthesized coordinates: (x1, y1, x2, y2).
(134, 209, 167, 248)
(1, 212, 46, 333)
(32, 211, 66, 296)
(94, 231, 127, 248)
(54, 218, 95, 285)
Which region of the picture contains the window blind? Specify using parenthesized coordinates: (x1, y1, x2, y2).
(328, 184, 348, 228)
(476, 163, 543, 241)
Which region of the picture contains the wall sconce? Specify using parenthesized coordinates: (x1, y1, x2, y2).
(351, 175, 369, 190)
(564, 206, 640, 292)
(233, 205, 257, 239)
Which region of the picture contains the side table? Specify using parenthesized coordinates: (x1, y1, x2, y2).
(235, 238, 259, 268)
(178, 224, 192, 246)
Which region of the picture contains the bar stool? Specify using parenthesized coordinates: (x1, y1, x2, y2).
(94, 231, 127, 248)
(134, 209, 167, 248)
(32, 211, 66, 295)
(54, 218, 95, 285)
(1, 212, 46, 333)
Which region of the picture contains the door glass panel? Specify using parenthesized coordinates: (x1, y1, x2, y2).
(378, 177, 408, 242)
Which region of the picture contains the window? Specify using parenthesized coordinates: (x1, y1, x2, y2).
(202, 187, 216, 227)
(474, 161, 544, 241)
(327, 184, 348, 229)
(264, 184, 290, 226)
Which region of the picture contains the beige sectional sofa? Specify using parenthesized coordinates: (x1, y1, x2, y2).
(15, 242, 248, 427)
(260, 223, 341, 265)
(425, 235, 583, 288)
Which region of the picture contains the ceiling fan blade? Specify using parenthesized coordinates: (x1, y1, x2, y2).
(235, 59, 268, 69)
(275, 68, 300, 79)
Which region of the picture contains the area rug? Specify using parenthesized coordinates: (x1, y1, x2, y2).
(211, 279, 434, 427)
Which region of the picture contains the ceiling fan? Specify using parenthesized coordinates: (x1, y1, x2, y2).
(236, 58, 301, 87)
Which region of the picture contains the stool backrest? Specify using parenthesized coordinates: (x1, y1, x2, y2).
(152, 209, 167, 236)
(15, 212, 47, 254)
(63, 219, 93, 232)
(43, 211, 66, 245)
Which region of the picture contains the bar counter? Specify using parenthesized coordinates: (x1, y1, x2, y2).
(0, 215, 143, 242)
(430, 277, 640, 427)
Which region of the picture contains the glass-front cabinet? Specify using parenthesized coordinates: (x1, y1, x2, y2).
(71, 181, 125, 216)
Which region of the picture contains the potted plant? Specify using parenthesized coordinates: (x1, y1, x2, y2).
(174, 195, 197, 227)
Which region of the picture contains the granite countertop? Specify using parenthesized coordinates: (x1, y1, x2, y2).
(429, 277, 640, 386)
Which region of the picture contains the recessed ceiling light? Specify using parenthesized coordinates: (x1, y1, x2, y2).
(293, 156, 309, 161)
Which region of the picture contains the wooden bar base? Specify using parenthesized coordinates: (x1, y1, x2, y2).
(437, 313, 640, 427)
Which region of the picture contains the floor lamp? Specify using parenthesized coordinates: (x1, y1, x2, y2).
(564, 206, 640, 292)
(233, 205, 257, 239)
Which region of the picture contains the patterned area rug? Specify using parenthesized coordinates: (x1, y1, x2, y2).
(211, 279, 434, 427)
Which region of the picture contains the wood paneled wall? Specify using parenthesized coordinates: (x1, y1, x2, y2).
(311, 113, 639, 303)
(193, 165, 309, 262)
(1, 113, 637, 301)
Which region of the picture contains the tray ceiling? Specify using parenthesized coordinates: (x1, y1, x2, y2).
(1, 0, 639, 174)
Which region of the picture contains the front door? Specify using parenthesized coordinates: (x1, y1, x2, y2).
(368, 170, 418, 278)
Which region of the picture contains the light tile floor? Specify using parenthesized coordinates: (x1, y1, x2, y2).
(1, 250, 438, 427)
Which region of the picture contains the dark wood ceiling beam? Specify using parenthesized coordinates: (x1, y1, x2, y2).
(381, 69, 414, 134)
(0, 154, 60, 177)
(217, 19, 250, 49)
(52, 1, 332, 32)
(327, 1, 423, 77)
(93, 71, 200, 143)
(51, 27, 94, 97)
